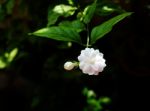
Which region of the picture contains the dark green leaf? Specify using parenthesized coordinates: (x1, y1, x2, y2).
(59, 21, 71, 27)
(83, 2, 96, 24)
(71, 20, 85, 32)
(47, 10, 60, 26)
(95, 1, 125, 16)
(91, 12, 132, 44)
(59, 20, 85, 32)
(6, 0, 15, 14)
(31, 26, 82, 44)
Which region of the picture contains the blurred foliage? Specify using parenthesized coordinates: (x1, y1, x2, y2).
(83, 87, 111, 111)
(0, 0, 129, 74)
(1, 0, 149, 111)
(0, 48, 18, 69)
(0, 0, 129, 111)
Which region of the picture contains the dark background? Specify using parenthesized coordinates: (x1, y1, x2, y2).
(0, 0, 150, 111)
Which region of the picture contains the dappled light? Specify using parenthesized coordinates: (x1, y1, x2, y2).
(53, 4, 77, 17)
(0, 48, 18, 69)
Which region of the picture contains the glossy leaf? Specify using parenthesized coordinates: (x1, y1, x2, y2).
(59, 20, 85, 32)
(91, 12, 132, 44)
(82, 2, 96, 24)
(47, 4, 77, 26)
(53, 4, 77, 17)
(95, 2, 125, 16)
(31, 26, 82, 44)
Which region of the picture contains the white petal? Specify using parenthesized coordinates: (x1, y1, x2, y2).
(78, 48, 106, 75)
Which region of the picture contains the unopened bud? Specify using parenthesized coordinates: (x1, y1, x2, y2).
(64, 61, 75, 70)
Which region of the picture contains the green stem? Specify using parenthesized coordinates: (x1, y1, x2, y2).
(86, 35, 89, 48)
(86, 24, 90, 47)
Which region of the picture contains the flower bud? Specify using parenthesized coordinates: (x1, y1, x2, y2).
(64, 61, 75, 70)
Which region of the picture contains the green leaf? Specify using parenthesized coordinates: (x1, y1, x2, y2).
(0, 48, 18, 69)
(47, 9, 60, 26)
(95, 2, 125, 16)
(82, 2, 97, 24)
(58, 21, 71, 27)
(7, 48, 18, 62)
(67, 0, 74, 5)
(53, 4, 77, 17)
(47, 4, 77, 26)
(31, 26, 82, 44)
(91, 12, 132, 44)
(71, 20, 86, 32)
(59, 20, 85, 32)
(0, 57, 7, 69)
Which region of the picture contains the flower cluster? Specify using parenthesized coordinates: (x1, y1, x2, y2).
(78, 48, 106, 75)
(64, 48, 106, 75)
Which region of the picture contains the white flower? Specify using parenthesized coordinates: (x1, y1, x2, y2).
(64, 61, 76, 70)
(78, 48, 106, 75)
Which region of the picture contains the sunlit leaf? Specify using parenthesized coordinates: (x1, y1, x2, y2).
(53, 4, 77, 17)
(67, 0, 74, 5)
(31, 26, 82, 44)
(91, 12, 132, 44)
(0, 48, 18, 69)
(7, 48, 18, 62)
(47, 4, 77, 26)
(0, 57, 7, 69)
